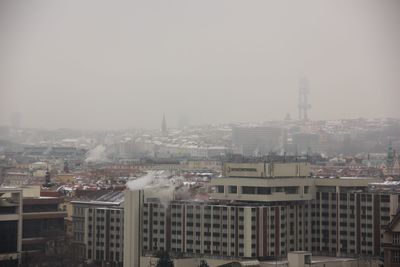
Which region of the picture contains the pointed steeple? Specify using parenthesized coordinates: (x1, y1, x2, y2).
(44, 167, 51, 186)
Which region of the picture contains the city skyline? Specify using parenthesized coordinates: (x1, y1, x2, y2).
(2, 1, 400, 267)
(1, 0, 400, 130)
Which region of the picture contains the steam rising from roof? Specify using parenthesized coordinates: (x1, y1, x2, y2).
(85, 145, 107, 163)
(126, 171, 170, 190)
(126, 171, 201, 205)
(127, 171, 175, 206)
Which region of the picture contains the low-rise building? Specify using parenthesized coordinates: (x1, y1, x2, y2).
(0, 187, 22, 267)
(21, 188, 67, 266)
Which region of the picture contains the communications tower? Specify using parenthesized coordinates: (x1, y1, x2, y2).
(298, 78, 311, 121)
(161, 114, 167, 136)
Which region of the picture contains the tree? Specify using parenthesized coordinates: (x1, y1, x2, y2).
(199, 260, 209, 267)
(156, 251, 174, 267)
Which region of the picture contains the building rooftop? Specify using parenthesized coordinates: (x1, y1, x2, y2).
(96, 190, 125, 203)
(72, 190, 124, 205)
(0, 186, 22, 192)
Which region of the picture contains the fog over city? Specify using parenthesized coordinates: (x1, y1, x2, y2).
(1, 0, 399, 130)
(2, 2, 400, 267)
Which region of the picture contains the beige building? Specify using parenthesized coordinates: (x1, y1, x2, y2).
(60, 200, 74, 241)
(124, 187, 175, 267)
(56, 173, 75, 184)
(212, 162, 314, 202)
(3, 172, 28, 187)
(123, 162, 391, 266)
(72, 191, 124, 266)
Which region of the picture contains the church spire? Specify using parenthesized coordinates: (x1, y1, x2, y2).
(387, 140, 395, 167)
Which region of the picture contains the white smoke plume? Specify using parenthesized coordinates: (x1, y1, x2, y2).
(126, 171, 163, 190)
(85, 145, 107, 163)
(127, 171, 193, 206)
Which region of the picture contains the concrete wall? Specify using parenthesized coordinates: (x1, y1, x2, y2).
(210, 177, 314, 202)
(124, 190, 143, 267)
(140, 256, 251, 267)
(223, 162, 310, 178)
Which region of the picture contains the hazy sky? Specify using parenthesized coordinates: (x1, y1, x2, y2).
(0, 0, 399, 130)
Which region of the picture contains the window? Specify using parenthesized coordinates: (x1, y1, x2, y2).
(382, 195, 390, 203)
(394, 233, 400, 245)
(393, 251, 400, 263)
(257, 187, 271, 195)
(284, 187, 299, 194)
(242, 186, 256, 194)
(230, 168, 257, 172)
(228, 186, 237, 194)
(216, 186, 224, 193)
(275, 187, 284, 193)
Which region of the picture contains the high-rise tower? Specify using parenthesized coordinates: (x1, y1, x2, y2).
(298, 78, 311, 121)
(161, 114, 167, 136)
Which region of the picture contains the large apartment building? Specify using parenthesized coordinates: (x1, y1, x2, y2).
(72, 191, 124, 267)
(85, 206, 124, 265)
(126, 195, 312, 265)
(311, 183, 393, 257)
(124, 161, 399, 266)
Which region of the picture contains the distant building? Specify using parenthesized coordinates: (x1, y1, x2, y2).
(23, 146, 87, 159)
(387, 142, 396, 167)
(55, 173, 75, 184)
(3, 172, 28, 187)
(232, 127, 282, 156)
(386, 142, 400, 177)
(291, 132, 320, 154)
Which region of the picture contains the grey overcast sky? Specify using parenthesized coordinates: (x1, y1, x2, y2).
(0, 0, 399, 130)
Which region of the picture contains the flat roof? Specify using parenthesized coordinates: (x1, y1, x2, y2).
(316, 176, 377, 180)
(0, 187, 22, 192)
(263, 256, 357, 264)
(311, 256, 357, 263)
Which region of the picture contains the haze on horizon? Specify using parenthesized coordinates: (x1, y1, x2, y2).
(0, 0, 399, 130)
